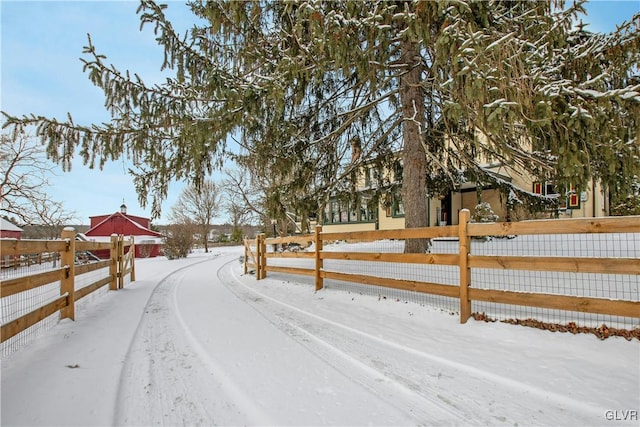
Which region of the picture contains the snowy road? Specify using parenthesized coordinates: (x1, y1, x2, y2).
(115, 252, 442, 425)
(2, 247, 638, 426)
(114, 249, 638, 426)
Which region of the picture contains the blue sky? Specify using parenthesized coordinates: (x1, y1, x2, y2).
(2, 0, 639, 225)
(2, 0, 205, 224)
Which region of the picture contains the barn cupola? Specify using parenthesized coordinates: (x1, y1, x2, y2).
(120, 201, 127, 214)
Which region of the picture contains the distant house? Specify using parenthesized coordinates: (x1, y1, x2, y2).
(0, 218, 23, 239)
(84, 204, 163, 258)
(1, 218, 23, 268)
(319, 142, 611, 234)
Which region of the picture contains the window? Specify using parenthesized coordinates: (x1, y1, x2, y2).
(325, 200, 347, 224)
(350, 210, 358, 222)
(364, 166, 380, 188)
(325, 196, 376, 224)
(359, 196, 375, 222)
(392, 192, 404, 217)
(533, 181, 576, 209)
(393, 161, 403, 183)
(533, 181, 560, 197)
(331, 201, 340, 223)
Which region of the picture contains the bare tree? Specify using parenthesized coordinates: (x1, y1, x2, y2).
(170, 179, 220, 252)
(222, 168, 259, 242)
(1, 133, 76, 228)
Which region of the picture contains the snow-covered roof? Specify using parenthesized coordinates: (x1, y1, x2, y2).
(0, 218, 23, 232)
(82, 235, 163, 244)
(86, 212, 162, 237)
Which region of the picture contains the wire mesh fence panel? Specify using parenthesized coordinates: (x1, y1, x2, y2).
(264, 237, 316, 272)
(1, 280, 61, 357)
(261, 266, 460, 314)
(1, 234, 135, 357)
(1, 267, 115, 357)
(258, 226, 639, 333)
(322, 278, 459, 314)
(1, 253, 61, 281)
(75, 265, 113, 296)
(470, 233, 640, 330)
(312, 239, 460, 313)
(267, 239, 459, 312)
(429, 238, 459, 255)
(266, 255, 315, 270)
(0, 312, 60, 358)
(470, 233, 639, 258)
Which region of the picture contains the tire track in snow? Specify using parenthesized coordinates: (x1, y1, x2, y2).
(116, 251, 606, 426)
(175, 252, 438, 425)
(218, 261, 470, 425)
(224, 261, 607, 425)
(114, 253, 264, 426)
(117, 251, 428, 426)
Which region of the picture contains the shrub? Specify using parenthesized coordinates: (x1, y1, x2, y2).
(163, 223, 194, 259)
(471, 202, 499, 223)
(611, 195, 640, 216)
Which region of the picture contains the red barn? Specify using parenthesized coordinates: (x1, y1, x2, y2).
(0, 218, 23, 239)
(84, 204, 163, 258)
(1, 218, 23, 268)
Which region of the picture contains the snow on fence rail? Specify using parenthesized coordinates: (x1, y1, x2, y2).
(244, 209, 640, 333)
(0, 228, 135, 356)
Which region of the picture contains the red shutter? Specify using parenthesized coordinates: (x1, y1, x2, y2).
(568, 184, 580, 208)
(533, 182, 543, 195)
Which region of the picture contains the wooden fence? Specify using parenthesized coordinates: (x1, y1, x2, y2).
(1, 227, 136, 343)
(244, 210, 640, 325)
(1, 251, 58, 270)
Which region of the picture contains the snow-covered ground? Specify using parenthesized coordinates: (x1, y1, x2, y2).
(1, 246, 638, 426)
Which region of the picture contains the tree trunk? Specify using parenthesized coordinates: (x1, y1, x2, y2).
(400, 38, 429, 253)
(202, 224, 210, 253)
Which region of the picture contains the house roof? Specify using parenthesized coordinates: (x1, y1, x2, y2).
(0, 218, 23, 232)
(85, 212, 162, 237)
(82, 235, 163, 244)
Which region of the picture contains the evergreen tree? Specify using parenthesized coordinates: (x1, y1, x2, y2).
(2, 1, 639, 253)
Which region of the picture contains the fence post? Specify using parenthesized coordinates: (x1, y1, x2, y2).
(60, 227, 76, 321)
(243, 239, 249, 275)
(129, 236, 136, 282)
(118, 235, 126, 289)
(255, 234, 263, 280)
(315, 225, 324, 291)
(458, 209, 471, 323)
(260, 233, 267, 279)
(110, 234, 118, 290)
